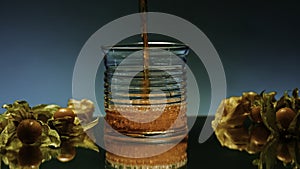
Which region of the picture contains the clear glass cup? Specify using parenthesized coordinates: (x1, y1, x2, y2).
(102, 42, 189, 138)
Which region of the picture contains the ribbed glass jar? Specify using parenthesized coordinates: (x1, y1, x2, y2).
(103, 42, 189, 137)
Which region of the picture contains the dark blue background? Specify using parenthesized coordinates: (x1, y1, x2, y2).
(0, 0, 299, 115)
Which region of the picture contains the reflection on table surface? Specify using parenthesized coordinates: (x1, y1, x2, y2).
(1, 116, 296, 169)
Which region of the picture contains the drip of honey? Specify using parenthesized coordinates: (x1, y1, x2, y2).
(139, 0, 150, 101)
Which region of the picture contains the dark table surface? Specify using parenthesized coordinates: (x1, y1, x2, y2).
(1, 116, 289, 169)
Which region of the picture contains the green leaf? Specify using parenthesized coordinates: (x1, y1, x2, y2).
(292, 88, 299, 99)
(32, 104, 60, 114)
(276, 92, 292, 110)
(1, 150, 17, 166)
(0, 126, 10, 149)
(2, 101, 34, 121)
(13, 100, 31, 112)
(0, 116, 8, 132)
(73, 134, 99, 152)
(5, 137, 22, 151)
(49, 118, 85, 138)
(40, 123, 61, 148)
(260, 93, 278, 134)
(40, 147, 60, 162)
(32, 104, 60, 122)
(258, 138, 278, 169)
(0, 121, 18, 150)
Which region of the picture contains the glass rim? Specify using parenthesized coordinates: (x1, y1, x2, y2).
(101, 41, 189, 51)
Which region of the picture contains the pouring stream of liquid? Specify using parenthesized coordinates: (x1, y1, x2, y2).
(139, 0, 150, 101)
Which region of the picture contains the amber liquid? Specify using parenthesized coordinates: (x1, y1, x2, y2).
(105, 103, 187, 135)
(139, 0, 150, 100)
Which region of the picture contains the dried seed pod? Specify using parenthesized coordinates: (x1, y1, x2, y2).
(276, 107, 296, 129)
(17, 119, 42, 144)
(54, 108, 76, 123)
